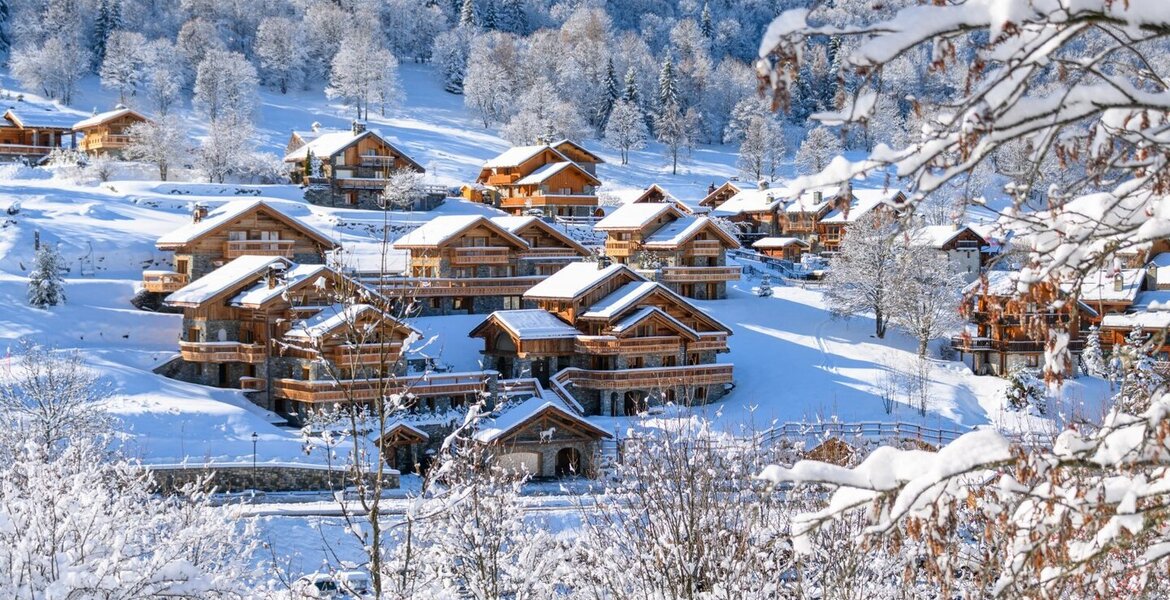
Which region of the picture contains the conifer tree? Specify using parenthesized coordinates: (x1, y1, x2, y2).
(459, 0, 477, 28)
(700, 2, 713, 39)
(658, 56, 679, 112)
(0, 0, 9, 55)
(595, 57, 619, 130)
(1081, 325, 1106, 377)
(623, 66, 639, 104)
(1114, 325, 1165, 414)
(27, 244, 66, 308)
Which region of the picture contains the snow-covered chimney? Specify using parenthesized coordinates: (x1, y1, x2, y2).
(1114, 272, 1124, 293)
(351, 121, 366, 135)
(267, 265, 281, 289)
(813, 190, 822, 203)
(310, 121, 322, 132)
(756, 179, 768, 191)
(192, 203, 208, 223)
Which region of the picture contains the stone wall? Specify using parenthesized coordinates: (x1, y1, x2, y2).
(147, 463, 399, 494)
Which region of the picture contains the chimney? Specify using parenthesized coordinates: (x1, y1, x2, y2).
(1114, 272, 1124, 293)
(267, 265, 280, 289)
(813, 190, 822, 203)
(598, 255, 612, 269)
(707, 182, 716, 195)
(310, 121, 321, 132)
(192, 203, 208, 223)
(351, 121, 366, 135)
(757, 179, 768, 191)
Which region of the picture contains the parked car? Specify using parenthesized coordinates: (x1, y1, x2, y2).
(292, 573, 340, 599)
(336, 570, 373, 597)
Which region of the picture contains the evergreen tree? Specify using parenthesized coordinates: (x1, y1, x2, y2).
(0, 0, 9, 55)
(658, 55, 679, 112)
(623, 66, 639, 104)
(595, 57, 619, 130)
(1003, 366, 1047, 415)
(1114, 325, 1165, 414)
(495, 0, 526, 34)
(93, 0, 120, 67)
(27, 244, 66, 308)
(700, 2, 713, 39)
(459, 0, 477, 28)
(1081, 325, 1107, 377)
(481, 0, 496, 29)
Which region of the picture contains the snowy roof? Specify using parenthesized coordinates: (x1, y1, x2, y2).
(384, 421, 430, 440)
(711, 187, 785, 216)
(595, 203, 680, 230)
(473, 394, 609, 443)
(284, 303, 412, 340)
(230, 264, 331, 308)
(906, 225, 983, 249)
(73, 107, 150, 130)
(488, 216, 541, 233)
(964, 270, 1024, 297)
(478, 309, 579, 340)
(820, 189, 904, 224)
(551, 139, 604, 163)
(1132, 290, 1170, 312)
(156, 200, 336, 248)
(488, 216, 587, 254)
(165, 256, 287, 306)
(391, 215, 526, 249)
(524, 262, 642, 300)
(514, 161, 597, 186)
(642, 216, 737, 248)
(1101, 312, 1170, 331)
(3, 107, 78, 129)
(608, 306, 700, 340)
(580, 281, 660, 320)
(482, 144, 567, 169)
(1074, 269, 1145, 305)
(753, 237, 809, 249)
(1149, 252, 1170, 268)
(282, 128, 421, 170)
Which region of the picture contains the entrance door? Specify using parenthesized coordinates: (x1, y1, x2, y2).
(496, 356, 513, 378)
(623, 391, 646, 416)
(532, 358, 550, 387)
(555, 447, 581, 477)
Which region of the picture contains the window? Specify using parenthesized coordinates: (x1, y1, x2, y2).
(345, 192, 357, 205)
(1025, 355, 1040, 368)
(258, 231, 280, 241)
(504, 296, 521, 310)
(227, 231, 246, 241)
(628, 356, 643, 369)
(453, 297, 472, 311)
(187, 327, 200, 342)
(429, 298, 441, 310)
(663, 355, 677, 367)
(176, 259, 189, 275)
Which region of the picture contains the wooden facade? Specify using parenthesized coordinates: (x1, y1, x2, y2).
(0, 108, 75, 159)
(145, 201, 338, 293)
(629, 184, 702, 215)
(476, 144, 602, 217)
(752, 237, 810, 261)
(471, 263, 734, 416)
(284, 123, 428, 209)
(596, 204, 741, 299)
(699, 181, 742, 209)
(73, 108, 151, 155)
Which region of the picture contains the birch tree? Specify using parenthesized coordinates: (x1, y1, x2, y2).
(99, 30, 148, 104)
(123, 117, 189, 182)
(823, 211, 900, 338)
(328, 31, 402, 120)
(889, 245, 964, 356)
(603, 99, 647, 165)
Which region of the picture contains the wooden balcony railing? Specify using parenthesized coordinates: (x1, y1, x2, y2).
(239, 376, 266, 391)
(359, 155, 399, 166)
(487, 173, 520, 186)
(605, 240, 639, 255)
(80, 134, 132, 150)
(271, 371, 492, 404)
(554, 364, 733, 391)
(142, 271, 189, 293)
(331, 342, 405, 366)
(657, 266, 741, 283)
(223, 239, 295, 259)
(520, 247, 580, 260)
(334, 177, 389, 189)
(377, 276, 546, 298)
(452, 246, 511, 265)
(686, 240, 724, 256)
(574, 336, 683, 356)
(950, 336, 1085, 353)
(179, 341, 267, 364)
(690, 333, 730, 352)
(0, 143, 57, 155)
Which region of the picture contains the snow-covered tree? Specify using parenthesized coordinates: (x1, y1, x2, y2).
(432, 27, 471, 94)
(1081, 325, 1107, 378)
(823, 211, 900, 338)
(10, 37, 89, 105)
(92, 0, 122, 66)
(622, 65, 639, 104)
(603, 99, 647, 165)
(794, 125, 843, 175)
(254, 16, 304, 94)
(99, 30, 147, 104)
(0, 343, 109, 453)
(890, 245, 965, 356)
(654, 100, 700, 175)
(384, 0, 448, 63)
(379, 168, 426, 211)
(1114, 326, 1165, 414)
(27, 244, 65, 309)
(459, 0, 477, 28)
(176, 17, 224, 80)
(463, 33, 515, 127)
(123, 117, 189, 182)
(1003, 366, 1047, 414)
(657, 54, 679, 112)
(495, 0, 527, 34)
(595, 56, 620, 130)
(198, 118, 253, 183)
(193, 49, 258, 122)
(728, 97, 785, 182)
(141, 39, 185, 115)
(500, 78, 587, 145)
(328, 31, 402, 120)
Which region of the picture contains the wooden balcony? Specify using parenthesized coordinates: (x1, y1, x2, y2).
(487, 173, 520, 186)
(359, 155, 399, 167)
(223, 239, 295, 259)
(605, 240, 639, 256)
(271, 372, 492, 404)
(79, 134, 132, 151)
(575, 336, 684, 356)
(239, 376, 266, 391)
(500, 194, 598, 209)
(377, 276, 546, 298)
(520, 247, 581, 260)
(179, 341, 267, 363)
(0, 143, 56, 156)
(331, 342, 406, 366)
(452, 246, 511, 265)
(657, 266, 741, 283)
(686, 240, 724, 257)
(690, 333, 730, 352)
(555, 364, 734, 391)
(950, 336, 1085, 353)
(142, 270, 189, 293)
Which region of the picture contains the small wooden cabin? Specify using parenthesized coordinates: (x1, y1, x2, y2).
(73, 107, 151, 156)
(0, 108, 76, 159)
(473, 397, 611, 478)
(477, 143, 602, 217)
(752, 237, 810, 261)
(284, 122, 427, 210)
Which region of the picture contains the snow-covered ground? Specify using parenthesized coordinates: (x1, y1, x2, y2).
(0, 64, 1113, 468)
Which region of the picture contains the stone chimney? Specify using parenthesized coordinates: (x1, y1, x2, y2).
(267, 265, 280, 289)
(707, 182, 716, 195)
(1114, 272, 1124, 293)
(351, 121, 366, 135)
(813, 190, 822, 203)
(192, 203, 208, 223)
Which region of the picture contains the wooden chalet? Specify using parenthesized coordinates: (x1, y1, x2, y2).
(386, 215, 588, 316)
(906, 225, 991, 282)
(162, 256, 500, 421)
(816, 189, 908, 253)
(476, 143, 602, 217)
(699, 180, 743, 209)
(144, 200, 338, 294)
(470, 262, 734, 416)
(711, 184, 786, 239)
(595, 203, 741, 299)
(777, 187, 841, 242)
(951, 271, 1092, 376)
(473, 394, 610, 478)
(0, 107, 76, 160)
(628, 184, 705, 215)
(73, 107, 151, 155)
(284, 122, 429, 210)
(550, 139, 604, 175)
(752, 237, 810, 262)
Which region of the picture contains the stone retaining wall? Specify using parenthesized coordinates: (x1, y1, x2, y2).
(147, 463, 399, 494)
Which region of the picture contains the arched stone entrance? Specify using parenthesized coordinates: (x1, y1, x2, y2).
(555, 447, 581, 477)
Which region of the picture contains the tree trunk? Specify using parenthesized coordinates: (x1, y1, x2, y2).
(918, 337, 928, 356)
(874, 310, 886, 338)
(672, 149, 678, 174)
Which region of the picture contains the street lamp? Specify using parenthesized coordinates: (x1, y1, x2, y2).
(251, 432, 258, 492)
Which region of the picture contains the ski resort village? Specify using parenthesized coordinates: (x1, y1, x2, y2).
(1, 1, 1170, 598)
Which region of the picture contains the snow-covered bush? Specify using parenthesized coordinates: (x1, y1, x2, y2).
(0, 343, 109, 453)
(1113, 326, 1164, 414)
(1080, 325, 1107, 377)
(1002, 366, 1047, 415)
(27, 244, 66, 308)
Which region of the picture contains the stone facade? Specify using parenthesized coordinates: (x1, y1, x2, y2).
(303, 184, 444, 211)
(147, 463, 398, 494)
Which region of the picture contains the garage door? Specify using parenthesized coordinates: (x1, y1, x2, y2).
(496, 452, 540, 476)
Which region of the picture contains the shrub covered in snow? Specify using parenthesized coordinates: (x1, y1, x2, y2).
(1002, 366, 1047, 415)
(27, 244, 66, 308)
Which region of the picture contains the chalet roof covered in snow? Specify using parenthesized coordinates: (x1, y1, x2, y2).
(608, 306, 700, 339)
(711, 187, 785, 216)
(482, 144, 568, 169)
(964, 270, 1024, 297)
(230, 263, 331, 308)
(165, 256, 287, 307)
(782, 186, 839, 213)
(820, 188, 904, 224)
(1074, 269, 1145, 305)
(906, 225, 984, 249)
(3, 107, 79, 129)
(282, 128, 422, 171)
(551, 139, 604, 164)
(472, 393, 610, 444)
(595, 203, 681, 230)
(156, 200, 336, 248)
(1132, 290, 1170, 312)
(391, 215, 527, 249)
(514, 161, 600, 186)
(285, 303, 413, 340)
(753, 236, 809, 249)
(1101, 311, 1170, 330)
(73, 107, 150, 130)
(581, 281, 661, 320)
(487, 216, 588, 254)
(524, 262, 642, 300)
(477, 309, 579, 340)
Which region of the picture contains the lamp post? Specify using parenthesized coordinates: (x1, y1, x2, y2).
(251, 432, 258, 492)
